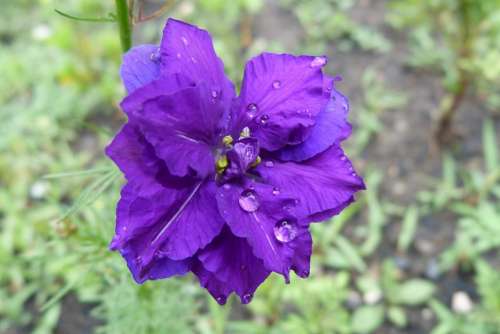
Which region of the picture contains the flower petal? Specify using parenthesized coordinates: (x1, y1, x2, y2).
(194, 227, 270, 304)
(120, 244, 191, 283)
(191, 262, 232, 305)
(234, 53, 329, 151)
(257, 145, 365, 222)
(160, 18, 235, 103)
(121, 78, 225, 178)
(105, 123, 161, 182)
(111, 178, 225, 281)
(278, 77, 352, 161)
(120, 44, 161, 93)
(216, 181, 309, 280)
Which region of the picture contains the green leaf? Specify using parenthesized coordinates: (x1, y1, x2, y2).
(351, 305, 385, 334)
(387, 306, 407, 328)
(43, 166, 113, 179)
(397, 206, 419, 252)
(54, 9, 116, 22)
(40, 280, 77, 312)
(394, 279, 435, 305)
(482, 118, 498, 174)
(335, 235, 366, 272)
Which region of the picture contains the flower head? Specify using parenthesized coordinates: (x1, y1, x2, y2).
(106, 18, 365, 304)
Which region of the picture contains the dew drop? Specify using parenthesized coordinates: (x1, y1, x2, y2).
(310, 56, 327, 68)
(246, 103, 258, 118)
(122, 226, 128, 232)
(149, 51, 160, 62)
(272, 80, 281, 89)
(238, 189, 260, 212)
(340, 156, 346, 161)
(264, 161, 274, 168)
(211, 90, 218, 98)
(258, 114, 269, 125)
(272, 187, 280, 196)
(190, 56, 197, 63)
(274, 220, 298, 243)
(223, 184, 231, 190)
(351, 172, 357, 177)
(216, 295, 227, 305)
(242, 293, 253, 304)
(181, 36, 188, 46)
(176, 52, 182, 59)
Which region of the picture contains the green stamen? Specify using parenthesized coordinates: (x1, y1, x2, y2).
(240, 127, 250, 138)
(251, 156, 262, 168)
(216, 155, 228, 173)
(222, 135, 233, 146)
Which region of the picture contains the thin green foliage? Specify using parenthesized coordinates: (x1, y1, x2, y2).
(54, 9, 116, 22)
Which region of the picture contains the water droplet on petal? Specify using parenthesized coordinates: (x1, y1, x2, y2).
(242, 293, 253, 304)
(190, 56, 197, 63)
(176, 52, 182, 59)
(216, 296, 227, 305)
(258, 114, 269, 125)
(264, 161, 274, 167)
(310, 56, 327, 68)
(272, 187, 280, 196)
(223, 184, 231, 190)
(211, 90, 218, 98)
(246, 103, 258, 118)
(272, 80, 281, 89)
(300, 269, 310, 277)
(149, 51, 160, 62)
(181, 36, 188, 46)
(340, 156, 346, 161)
(239, 189, 260, 212)
(122, 226, 128, 232)
(274, 220, 298, 243)
(351, 172, 357, 177)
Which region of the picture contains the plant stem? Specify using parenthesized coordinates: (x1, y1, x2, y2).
(115, 0, 132, 52)
(436, 0, 473, 141)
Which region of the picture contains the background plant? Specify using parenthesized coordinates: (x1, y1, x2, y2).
(1, 1, 499, 333)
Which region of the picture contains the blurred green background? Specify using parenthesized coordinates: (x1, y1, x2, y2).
(1, 0, 500, 333)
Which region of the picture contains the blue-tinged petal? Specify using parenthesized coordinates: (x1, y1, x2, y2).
(120, 44, 161, 93)
(278, 77, 352, 161)
(257, 145, 365, 223)
(215, 180, 310, 280)
(160, 18, 235, 104)
(121, 77, 225, 178)
(110, 178, 225, 282)
(194, 227, 270, 304)
(233, 53, 329, 151)
(121, 244, 191, 283)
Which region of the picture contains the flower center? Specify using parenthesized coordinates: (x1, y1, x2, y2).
(215, 128, 261, 181)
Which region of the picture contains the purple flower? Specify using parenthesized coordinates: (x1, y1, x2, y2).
(106, 18, 365, 304)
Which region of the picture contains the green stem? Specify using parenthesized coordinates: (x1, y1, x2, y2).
(115, 0, 132, 52)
